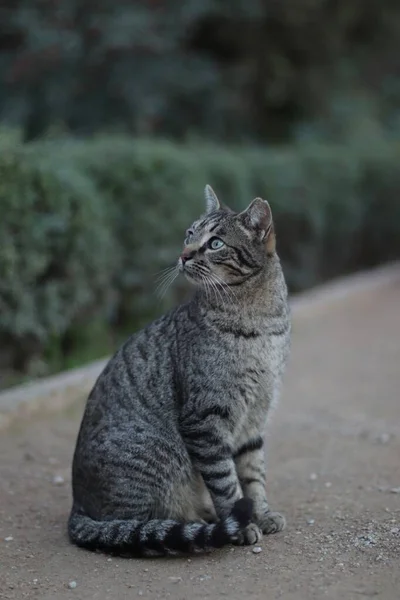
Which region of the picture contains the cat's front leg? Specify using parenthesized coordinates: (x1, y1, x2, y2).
(181, 419, 243, 519)
(180, 401, 263, 545)
(234, 435, 286, 535)
(183, 431, 261, 545)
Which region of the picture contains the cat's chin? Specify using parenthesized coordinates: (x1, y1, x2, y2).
(183, 272, 202, 286)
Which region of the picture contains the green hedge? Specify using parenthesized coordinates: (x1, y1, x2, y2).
(1, 136, 400, 382)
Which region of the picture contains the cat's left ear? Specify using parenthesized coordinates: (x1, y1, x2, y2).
(239, 198, 275, 251)
(204, 184, 220, 213)
(239, 198, 272, 236)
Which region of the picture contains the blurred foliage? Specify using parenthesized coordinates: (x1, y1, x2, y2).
(0, 0, 400, 142)
(1, 134, 400, 384)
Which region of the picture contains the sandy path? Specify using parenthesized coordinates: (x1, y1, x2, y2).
(1, 279, 400, 600)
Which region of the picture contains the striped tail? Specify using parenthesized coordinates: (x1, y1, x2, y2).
(68, 498, 253, 557)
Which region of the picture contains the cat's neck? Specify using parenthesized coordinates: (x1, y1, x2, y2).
(192, 253, 288, 319)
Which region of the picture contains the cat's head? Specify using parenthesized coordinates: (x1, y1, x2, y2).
(178, 185, 275, 287)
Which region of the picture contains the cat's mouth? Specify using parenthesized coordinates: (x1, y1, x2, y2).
(182, 269, 202, 285)
(179, 262, 205, 286)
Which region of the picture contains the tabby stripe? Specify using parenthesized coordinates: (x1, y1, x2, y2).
(210, 259, 245, 276)
(189, 448, 231, 465)
(205, 478, 238, 498)
(197, 405, 231, 420)
(227, 267, 263, 286)
(234, 246, 257, 269)
(182, 429, 221, 444)
(271, 322, 291, 336)
(240, 464, 266, 478)
(209, 222, 222, 233)
(121, 346, 136, 386)
(240, 243, 259, 264)
(223, 263, 246, 276)
(240, 477, 264, 487)
(203, 467, 232, 481)
(199, 214, 222, 231)
(201, 458, 232, 474)
(220, 242, 255, 270)
(233, 437, 264, 458)
(215, 324, 261, 338)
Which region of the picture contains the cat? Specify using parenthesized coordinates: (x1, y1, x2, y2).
(68, 185, 291, 556)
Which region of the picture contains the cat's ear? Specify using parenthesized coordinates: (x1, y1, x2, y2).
(204, 184, 221, 213)
(238, 198, 275, 251)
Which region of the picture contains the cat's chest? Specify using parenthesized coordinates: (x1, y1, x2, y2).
(232, 330, 287, 413)
(232, 338, 273, 405)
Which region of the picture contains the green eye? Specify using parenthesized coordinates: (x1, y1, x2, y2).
(209, 237, 225, 250)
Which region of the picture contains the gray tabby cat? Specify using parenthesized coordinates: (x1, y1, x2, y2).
(68, 185, 291, 556)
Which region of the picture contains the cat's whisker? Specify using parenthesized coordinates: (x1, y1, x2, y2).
(208, 272, 238, 305)
(160, 270, 179, 295)
(192, 266, 216, 305)
(156, 267, 179, 299)
(155, 264, 177, 282)
(198, 271, 211, 305)
(191, 264, 230, 308)
(155, 269, 176, 294)
(154, 265, 178, 282)
(206, 274, 226, 308)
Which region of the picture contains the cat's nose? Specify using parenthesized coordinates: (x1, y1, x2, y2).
(180, 248, 195, 264)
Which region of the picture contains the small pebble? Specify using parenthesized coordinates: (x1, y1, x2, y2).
(378, 433, 390, 444)
(168, 577, 182, 583)
(307, 518, 315, 525)
(309, 473, 318, 481)
(252, 546, 262, 554)
(68, 581, 77, 589)
(4, 536, 13, 542)
(52, 475, 65, 486)
(390, 527, 399, 534)
(390, 487, 400, 494)
(325, 482, 332, 488)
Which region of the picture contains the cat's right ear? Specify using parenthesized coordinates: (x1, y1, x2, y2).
(238, 197, 276, 253)
(204, 185, 221, 213)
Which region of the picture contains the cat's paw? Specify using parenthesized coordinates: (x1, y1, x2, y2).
(233, 522, 262, 546)
(256, 510, 286, 534)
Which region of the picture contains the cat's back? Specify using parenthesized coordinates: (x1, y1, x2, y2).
(76, 304, 189, 438)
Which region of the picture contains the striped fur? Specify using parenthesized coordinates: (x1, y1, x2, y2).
(68, 185, 291, 556)
(68, 498, 252, 556)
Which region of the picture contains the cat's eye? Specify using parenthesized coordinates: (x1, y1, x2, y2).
(208, 237, 225, 250)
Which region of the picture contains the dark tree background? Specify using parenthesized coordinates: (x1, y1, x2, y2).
(1, 0, 400, 142)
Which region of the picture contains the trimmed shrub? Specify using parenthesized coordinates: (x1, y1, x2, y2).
(0, 136, 399, 382)
(0, 143, 116, 372)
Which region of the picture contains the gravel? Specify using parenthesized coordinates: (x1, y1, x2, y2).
(52, 475, 65, 486)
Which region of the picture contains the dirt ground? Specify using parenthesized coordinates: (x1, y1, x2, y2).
(1, 278, 400, 600)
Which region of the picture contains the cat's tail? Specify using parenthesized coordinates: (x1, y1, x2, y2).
(68, 498, 253, 557)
